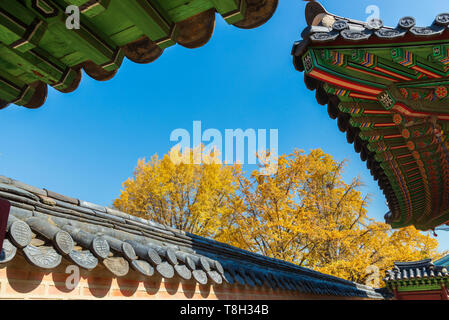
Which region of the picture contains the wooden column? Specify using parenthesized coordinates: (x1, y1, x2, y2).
(441, 284, 449, 300)
(393, 287, 400, 300)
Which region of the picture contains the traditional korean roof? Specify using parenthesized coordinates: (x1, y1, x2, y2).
(434, 253, 449, 266)
(0, 174, 386, 299)
(292, 2, 449, 230)
(0, 0, 278, 110)
(384, 257, 449, 292)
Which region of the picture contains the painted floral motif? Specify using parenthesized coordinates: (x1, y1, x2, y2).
(399, 86, 449, 101)
(435, 86, 448, 98)
(417, 141, 427, 149)
(400, 88, 408, 98)
(411, 91, 420, 100)
(424, 92, 434, 101)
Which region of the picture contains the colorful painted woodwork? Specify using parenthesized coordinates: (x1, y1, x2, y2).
(0, 0, 278, 109)
(384, 257, 449, 300)
(292, 2, 449, 230)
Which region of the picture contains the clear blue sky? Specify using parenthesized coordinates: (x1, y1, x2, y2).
(1, 0, 449, 250)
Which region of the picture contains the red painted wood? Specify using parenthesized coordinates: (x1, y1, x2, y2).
(441, 285, 449, 300)
(393, 287, 399, 300)
(397, 289, 446, 300)
(0, 198, 10, 252)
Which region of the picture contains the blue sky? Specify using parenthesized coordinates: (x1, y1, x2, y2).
(1, 0, 449, 249)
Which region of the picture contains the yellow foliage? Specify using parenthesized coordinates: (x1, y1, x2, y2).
(114, 147, 445, 286)
(113, 146, 243, 239)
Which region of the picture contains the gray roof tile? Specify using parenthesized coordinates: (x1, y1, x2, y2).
(0, 175, 387, 299)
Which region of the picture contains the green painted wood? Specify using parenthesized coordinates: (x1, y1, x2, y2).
(305, 41, 449, 230)
(155, 0, 214, 23)
(397, 283, 442, 292)
(0, 0, 275, 107)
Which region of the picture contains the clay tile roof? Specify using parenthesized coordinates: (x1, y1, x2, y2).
(384, 257, 449, 283)
(0, 174, 387, 299)
(300, 2, 449, 45)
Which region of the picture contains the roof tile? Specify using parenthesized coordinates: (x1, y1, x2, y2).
(0, 175, 387, 299)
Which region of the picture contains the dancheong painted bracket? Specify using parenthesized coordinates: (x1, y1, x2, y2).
(0, 0, 278, 109)
(292, 2, 449, 230)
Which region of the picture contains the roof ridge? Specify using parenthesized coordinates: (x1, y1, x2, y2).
(0, 174, 172, 232)
(301, 1, 449, 45)
(394, 259, 433, 267)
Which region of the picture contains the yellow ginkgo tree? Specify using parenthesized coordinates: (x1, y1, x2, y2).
(113, 146, 243, 239)
(114, 147, 445, 286)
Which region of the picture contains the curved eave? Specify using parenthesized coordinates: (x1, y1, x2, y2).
(292, 47, 401, 227)
(0, 0, 279, 110)
(292, 2, 449, 230)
